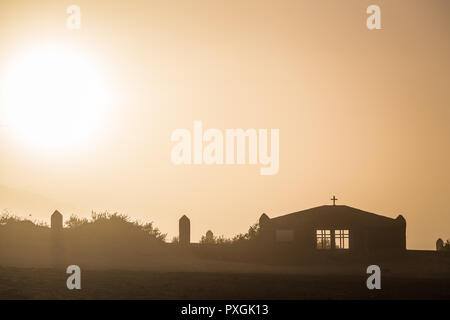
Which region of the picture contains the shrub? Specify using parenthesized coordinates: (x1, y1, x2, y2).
(65, 211, 167, 242)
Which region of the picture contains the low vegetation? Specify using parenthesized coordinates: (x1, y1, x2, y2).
(0, 210, 48, 227)
(199, 223, 260, 245)
(65, 211, 166, 242)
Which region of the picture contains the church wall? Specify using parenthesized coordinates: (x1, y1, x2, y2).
(261, 218, 406, 255)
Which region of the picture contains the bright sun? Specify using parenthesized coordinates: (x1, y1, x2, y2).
(1, 46, 112, 151)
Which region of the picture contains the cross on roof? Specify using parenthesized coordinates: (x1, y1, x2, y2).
(331, 195, 338, 206)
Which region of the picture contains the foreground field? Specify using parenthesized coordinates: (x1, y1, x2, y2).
(1, 266, 450, 300)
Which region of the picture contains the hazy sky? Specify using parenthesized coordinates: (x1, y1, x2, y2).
(0, 0, 449, 249)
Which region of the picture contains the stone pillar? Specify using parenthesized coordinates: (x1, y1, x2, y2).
(205, 230, 214, 244)
(179, 215, 190, 245)
(396, 214, 407, 250)
(51, 210, 63, 230)
(51, 210, 65, 268)
(259, 213, 270, 229)
(436, 238, 444, 251)
(258, 213, 270, 240)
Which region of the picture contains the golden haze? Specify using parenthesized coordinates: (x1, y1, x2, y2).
(0, 0, 449, 249)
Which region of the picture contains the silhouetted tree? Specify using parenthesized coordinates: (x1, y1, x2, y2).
(229, 222, 260, 244)
(215, 235, 231, 244)
(0, 210, 47, 227)
(200, 230, 215, 244)
(65, 214, 89, 228)
(445, 240, 450, 251)
(64, 211, 167, 242)
(199, 222, 261, 246)
(199, 230, 232, 245)
(247, 223, 260, 240)
(138, 221, 166, 242)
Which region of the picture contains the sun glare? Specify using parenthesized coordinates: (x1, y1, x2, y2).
(1, 46, 112, 151)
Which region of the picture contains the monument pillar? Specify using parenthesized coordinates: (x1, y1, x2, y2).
(179, 215, 190, 245)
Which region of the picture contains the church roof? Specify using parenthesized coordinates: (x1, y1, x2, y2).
(269, 205, 401, 227)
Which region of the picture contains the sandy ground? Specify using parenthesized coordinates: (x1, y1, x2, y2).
(1, 257, 449, 300)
